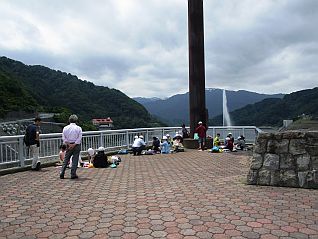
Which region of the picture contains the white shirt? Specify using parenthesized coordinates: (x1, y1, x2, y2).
(62, 123, 82, 145)
(132, 138, 146, 147)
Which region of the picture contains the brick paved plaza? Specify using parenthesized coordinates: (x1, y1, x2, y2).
(0, 150, 317, 239)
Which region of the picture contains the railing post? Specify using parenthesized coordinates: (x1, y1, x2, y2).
(18, 137, 25, 167)
(146, 130, 149, 145)
(126, 130, 130, 149)
(100, 132, 103, 147)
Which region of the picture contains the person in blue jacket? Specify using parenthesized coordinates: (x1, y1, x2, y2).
(160, 136, 170, 154)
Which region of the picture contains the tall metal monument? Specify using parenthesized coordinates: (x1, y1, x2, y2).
(188, 0, 207, 136)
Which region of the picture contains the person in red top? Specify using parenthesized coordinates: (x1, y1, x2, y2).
(195, 121, 207, 150)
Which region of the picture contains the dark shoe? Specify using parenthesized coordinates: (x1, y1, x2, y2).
(71, 175, 78, 179)
(36, 162, 41, 171)
(60, 174, 64, 179)
(34, 162, 41, 171)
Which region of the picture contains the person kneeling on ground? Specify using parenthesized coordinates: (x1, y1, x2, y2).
(92, 147, 109, 168)
(132, 135, 146, 156)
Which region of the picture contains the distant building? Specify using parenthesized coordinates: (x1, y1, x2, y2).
(92, 117, 114, 130)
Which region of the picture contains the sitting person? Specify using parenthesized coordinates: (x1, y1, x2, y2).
(235, 135, 246, 150)
(160, 136, 170, 154)
(213, 133, 221, 147)
(228, 133, 234, 145)
(132, 135, 146, 156)
(166, 134, 173, 146)
(172, 133, 184, 152)
(152, 136, 161, 153)
(224, 137, 234, 151)
(92, 147, 109, 168)
(87, 148, 95, 163)
(181, 124, 189, 138)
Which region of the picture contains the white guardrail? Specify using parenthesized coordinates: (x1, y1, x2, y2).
(0, 126, 261, 167)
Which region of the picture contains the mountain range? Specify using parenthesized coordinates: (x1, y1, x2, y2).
(1, 56, 317, 129)
(0, 57, 163, 129)
(209, 87, 318, 126)
(134, 89, 284, 125)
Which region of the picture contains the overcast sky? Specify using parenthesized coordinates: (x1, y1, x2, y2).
(0, 0, 317, 98)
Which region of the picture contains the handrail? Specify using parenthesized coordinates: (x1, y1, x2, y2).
(0, 126, 260, 168)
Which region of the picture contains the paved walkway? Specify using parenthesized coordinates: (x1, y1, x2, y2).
(0, 150, 317, 239)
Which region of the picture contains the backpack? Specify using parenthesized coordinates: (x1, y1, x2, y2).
(23, 125, 31, 146)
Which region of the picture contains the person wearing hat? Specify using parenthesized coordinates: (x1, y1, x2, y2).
(225, 133, 234, 151)
(235, 135, 246, 150)
(195, 121, 207, 151)
(165, 134, 172, 145)
(60, 114, 82, 179)
(92, 147, 109, 168)
(160, 136, 170, 154)
(132, 135, 146, 156)
(228, 133, 234, 145)
(172, 133, 184, 152)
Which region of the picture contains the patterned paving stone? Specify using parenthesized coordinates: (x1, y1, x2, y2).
(0, 150, 317, 238)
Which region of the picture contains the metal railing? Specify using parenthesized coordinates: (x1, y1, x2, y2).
(0, 126, 261, 168)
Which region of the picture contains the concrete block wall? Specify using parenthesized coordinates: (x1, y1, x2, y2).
(247, 131, 318, 189)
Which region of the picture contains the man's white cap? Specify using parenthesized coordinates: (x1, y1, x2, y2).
(134, 135, 139, 139)
(139, 135, 144, 139)
(162, 136, 167, 140)
(166, 134, 170, 137)
(198, 121, 202, 124)
(98, 146, 105, 151)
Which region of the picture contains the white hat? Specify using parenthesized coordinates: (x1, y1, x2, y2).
(198, 121, 202, 124)
(228, 132, 232, 135)
(162, 136, 167, 140)
(134, 135, 139, 139)
(139, 135, 144, 139)
(166, 134, 170, 137)
(87, 148, 94, 156)
(98, 146, 105, 151)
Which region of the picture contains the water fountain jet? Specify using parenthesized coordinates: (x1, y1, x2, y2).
(222, 89, 232, 126)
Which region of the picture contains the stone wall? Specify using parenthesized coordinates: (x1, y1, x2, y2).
(247, 131, 318, 189)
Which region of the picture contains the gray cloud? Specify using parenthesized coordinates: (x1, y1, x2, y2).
(0, 0, 317, 97)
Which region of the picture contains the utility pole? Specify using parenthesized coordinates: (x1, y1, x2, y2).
(188, 0, 207, 136)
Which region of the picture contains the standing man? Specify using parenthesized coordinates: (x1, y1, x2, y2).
(60, 114, 82, 179)
(195, 121, 207, 151)
(26, 117, 42, 171)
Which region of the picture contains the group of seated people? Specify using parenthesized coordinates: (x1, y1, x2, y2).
(131, 133, 185, 155)
(88, 147, 121, 168)
(213, 133, 247, 152)
(58, 145, 120, 168)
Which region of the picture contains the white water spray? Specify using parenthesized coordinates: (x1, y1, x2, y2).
(223, 89, 232, 126)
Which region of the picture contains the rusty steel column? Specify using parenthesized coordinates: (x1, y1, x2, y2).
(188, 0, 206, 137)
